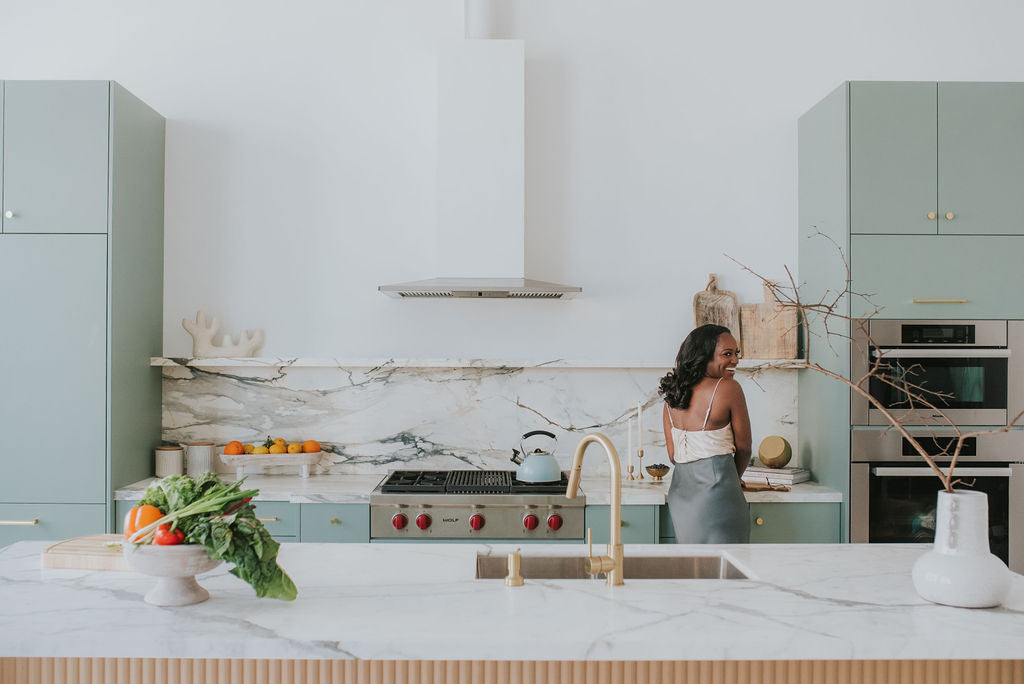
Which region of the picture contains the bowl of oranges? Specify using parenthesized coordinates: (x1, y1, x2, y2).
(222, 436, 322, 479)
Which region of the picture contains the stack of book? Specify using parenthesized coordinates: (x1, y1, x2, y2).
(741, 464, 810, 486)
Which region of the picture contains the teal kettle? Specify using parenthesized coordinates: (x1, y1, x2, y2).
(510, 430, 562, 483)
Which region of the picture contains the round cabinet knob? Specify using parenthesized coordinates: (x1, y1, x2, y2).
(926, 211, 937, 220)
(3, 211, 13, 219)
(945, 212, 955, 220)
(523, 514, 539, 530)
(469, 514, 485, 531)
(755, 517, 765, 526)
(547, 514, 563, 531)
(415, 513, 432, 530)
(392, 513, 408, 530)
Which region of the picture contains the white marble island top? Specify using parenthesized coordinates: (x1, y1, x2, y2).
(1, 541, 1021, 661)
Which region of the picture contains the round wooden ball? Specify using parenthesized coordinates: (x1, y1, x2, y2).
(758, 435, 792, 468)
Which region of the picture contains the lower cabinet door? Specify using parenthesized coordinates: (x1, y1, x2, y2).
(0, 503, 106, 546)
(251, 501, 300, 538)
(659, 505, 676, 544)
(300, 504, 369, 542)
(749, 503, 840, 543)
(586, 505, 658, 544)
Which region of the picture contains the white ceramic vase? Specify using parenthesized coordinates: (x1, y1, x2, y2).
(911, 489, 1010, 608)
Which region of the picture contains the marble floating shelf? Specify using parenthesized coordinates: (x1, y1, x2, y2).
(150, 357, 805, 370)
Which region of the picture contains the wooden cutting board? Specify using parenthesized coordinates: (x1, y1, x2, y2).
(693, 274, 740, 335)
(740, 480, 790, 493)
(41, 534, 131, 571)
(739, 282, 799, 359)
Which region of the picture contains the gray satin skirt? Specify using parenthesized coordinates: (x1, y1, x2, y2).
(667, 453, 750, 544)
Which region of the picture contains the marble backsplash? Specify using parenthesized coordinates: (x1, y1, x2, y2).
(161, 363, 798, 477)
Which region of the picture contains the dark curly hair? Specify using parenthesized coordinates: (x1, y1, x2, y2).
(658, 324, 731, 410)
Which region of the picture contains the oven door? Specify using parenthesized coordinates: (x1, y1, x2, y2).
(851, 462, 1024, 572)
(864, 348, 1009, 425)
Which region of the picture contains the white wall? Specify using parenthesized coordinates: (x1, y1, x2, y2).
(4, 0, 1024, 361)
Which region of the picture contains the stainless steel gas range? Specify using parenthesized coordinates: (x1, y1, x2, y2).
(369, 470, 586, 541)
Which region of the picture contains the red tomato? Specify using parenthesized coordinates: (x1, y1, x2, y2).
(123, 504, 163, 538)
(152, 523, 185, 545)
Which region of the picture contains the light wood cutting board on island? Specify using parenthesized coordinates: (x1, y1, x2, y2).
(41, 534, 131, 571)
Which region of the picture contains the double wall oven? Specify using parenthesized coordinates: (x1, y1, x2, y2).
(850, 320, 1024, 573)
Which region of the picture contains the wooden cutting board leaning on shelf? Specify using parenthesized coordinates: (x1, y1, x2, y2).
(41, 534, 131, 571)
(693, 274, 741, 335)
(739, 282, 799, 359)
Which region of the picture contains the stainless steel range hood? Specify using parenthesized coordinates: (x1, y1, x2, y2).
(380, 277, 581, 299)
(378, 25, 581, 301)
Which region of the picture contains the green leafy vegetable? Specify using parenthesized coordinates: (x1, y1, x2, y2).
(132, 474, 297, 600)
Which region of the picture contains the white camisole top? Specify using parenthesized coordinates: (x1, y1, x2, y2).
(667, 377, 736, 464)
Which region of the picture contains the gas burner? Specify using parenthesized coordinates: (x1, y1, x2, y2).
(379, 470, 569, 495)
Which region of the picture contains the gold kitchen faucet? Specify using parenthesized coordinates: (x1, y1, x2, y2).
(566, 433, 624, 586)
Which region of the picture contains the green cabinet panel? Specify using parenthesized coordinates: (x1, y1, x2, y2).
(300, 503, 369, 543)
(938, 83, 1024, 235)
(850, 82, 937, 236)
(0, 235, 107, 503)
(851, 234, 1024, 319)
(749, 503, 840, 543)
(585, 505, 658, 545)
(659, 504, 675, 543)
(2, 81, 110, 235)
(252, 501, 300, 538)
(0, 503, 106, 547)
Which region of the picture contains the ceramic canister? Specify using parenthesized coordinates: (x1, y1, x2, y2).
(154, 445, 184, 477)
(184, 442, 215, 477)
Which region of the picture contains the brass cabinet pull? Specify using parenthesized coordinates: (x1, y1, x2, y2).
(755, 517, 765, 526)
(256, 517, 279, 523)
(329, 518, 341, 525)
(0, 519, 39, 526)
(926, 211, 937, 220)
(620, 520, 629, 528)
(913, 298, 968, 304)
(945, 212, 955, 220)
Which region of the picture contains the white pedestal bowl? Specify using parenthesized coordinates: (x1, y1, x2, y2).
(123, 543, 222, 606)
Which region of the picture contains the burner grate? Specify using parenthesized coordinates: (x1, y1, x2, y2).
(511, 472, 571, 494)
(380, 470, 448, 493)
(446, 470, 512, 494)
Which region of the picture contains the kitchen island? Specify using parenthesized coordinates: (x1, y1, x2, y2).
(1, 541, 1022, 683)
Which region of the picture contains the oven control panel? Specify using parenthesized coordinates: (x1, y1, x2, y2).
(370, 504, 585, 540)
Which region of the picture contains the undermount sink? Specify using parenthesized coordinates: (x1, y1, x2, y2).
(475, 553, 747, 580)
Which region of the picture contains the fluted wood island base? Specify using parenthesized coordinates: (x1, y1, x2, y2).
(3, 658, 1023, 683)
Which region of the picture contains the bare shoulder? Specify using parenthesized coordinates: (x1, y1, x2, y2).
(718, 377, 747, 398)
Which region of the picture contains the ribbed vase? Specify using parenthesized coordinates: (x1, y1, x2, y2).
(911, 489, 1010, 608)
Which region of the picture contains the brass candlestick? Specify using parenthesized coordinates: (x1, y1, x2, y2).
(626, 464, 635, 481)
(637, 448, 645, 479)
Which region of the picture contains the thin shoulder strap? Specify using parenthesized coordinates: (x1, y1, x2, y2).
(665, 402, 675, 429)
(702, 377, 726, 430)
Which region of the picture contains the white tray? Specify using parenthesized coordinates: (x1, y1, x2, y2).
(221, 450, 322, 478)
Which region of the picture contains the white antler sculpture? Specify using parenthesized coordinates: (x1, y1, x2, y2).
(182, 310, 265, 358)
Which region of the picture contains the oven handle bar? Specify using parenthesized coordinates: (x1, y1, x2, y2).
(871, 348, 1011, 359)
(871, 466, 1012, 477)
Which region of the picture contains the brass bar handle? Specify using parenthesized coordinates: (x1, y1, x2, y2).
(256, 517, 279, 523)
(0, 519, 39, 526)
(912, 298, 968, 304)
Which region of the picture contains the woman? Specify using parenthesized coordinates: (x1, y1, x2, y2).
(659, 324, 752, 543)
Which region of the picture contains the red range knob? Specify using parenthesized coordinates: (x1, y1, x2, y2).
(547, 514, 563, 531)
(392, 513, 408, 530)
(523, 514, 539, 530)
(469, 514, 485, 531)
(415, 513, 432, 530)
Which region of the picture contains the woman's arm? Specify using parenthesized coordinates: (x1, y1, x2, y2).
(662, 403, 676, 464)
(728, 383, 752, 476)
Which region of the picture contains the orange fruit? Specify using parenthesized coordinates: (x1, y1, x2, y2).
(224, 441, 244, 456)
(302, 440, 321, 453)
(124, 504, 163, 538)
(287, 442, 302, 454)
(269, 443, 287, 454)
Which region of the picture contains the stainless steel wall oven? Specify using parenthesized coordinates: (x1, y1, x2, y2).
(851, 430, 1024, 572)
(851, 320, 1024, 426)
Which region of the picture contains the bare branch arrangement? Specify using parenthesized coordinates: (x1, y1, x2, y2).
(728, 233, 1023, 493)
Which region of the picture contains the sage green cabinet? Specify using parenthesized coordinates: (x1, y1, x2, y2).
(0, 504, 107, 547)
(252, 501, 300, 542)
(300, 503, 370, 542)
(851, 81, 1024, 236)
(0, 81, 164, 544)
(586, 505, 659, 545)
(851, 234, 1024, 319)
(658, 503, 841, 544)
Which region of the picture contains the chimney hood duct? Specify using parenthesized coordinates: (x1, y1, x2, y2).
(378, 24, 581, 300)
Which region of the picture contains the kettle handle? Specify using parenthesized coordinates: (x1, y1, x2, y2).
(522, 430, 556, 440)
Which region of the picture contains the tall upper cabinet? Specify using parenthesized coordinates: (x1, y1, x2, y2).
(0, 81, 164, 545)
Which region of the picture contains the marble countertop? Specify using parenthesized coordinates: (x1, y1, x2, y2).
(1, 541, 1021, 661)
(114, 474, 841, 505)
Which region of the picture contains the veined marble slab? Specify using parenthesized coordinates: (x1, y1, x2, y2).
(160, 364, 798, 477)
(1, 542, 1021, 661)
